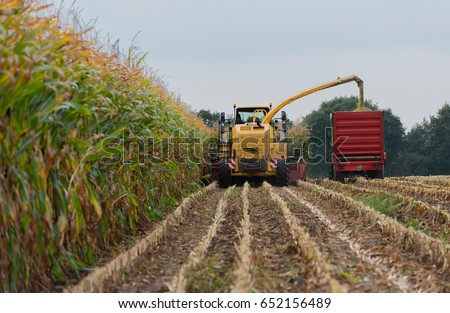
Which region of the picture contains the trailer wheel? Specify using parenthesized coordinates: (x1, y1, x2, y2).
(333, 166, 345, 183)
(328, 164, 335, 180)
(218, 160, 231, 189)
(276, 160, 290, 187)
(372, 166, 384, 179)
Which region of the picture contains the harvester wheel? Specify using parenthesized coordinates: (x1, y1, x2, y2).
(276, 160, 290, 187)
(218, 160, 231, 189)
(333, 166, 345, 183)
(328, 164, 335, 180)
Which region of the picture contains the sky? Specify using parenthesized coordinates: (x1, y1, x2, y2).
(53, 0, 450, 129)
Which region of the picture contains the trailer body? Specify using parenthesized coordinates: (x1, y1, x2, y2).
(330, 110, 386, 181)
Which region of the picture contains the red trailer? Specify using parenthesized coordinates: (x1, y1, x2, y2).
(329, 111, 386, 182)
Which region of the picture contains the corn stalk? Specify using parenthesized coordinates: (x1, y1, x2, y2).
(321, 180, 450, 227)
(284, 187, 445, 292)
(263, 182, 343, 292)
(386, 178, 450, 192)
(389, 176, 450, 188)
(298, 181, 449, 273)
(358, 179, 450, 203)
(0, 0, 209, 291)
(230, 182, 253, 292)
(66, 183, 216, 292)
(169, 186, 234, 292)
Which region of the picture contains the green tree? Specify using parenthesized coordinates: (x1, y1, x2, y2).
(427, 104, 450, 174)
(405, 120, 430, 156)
(399, 103, 450, 175)
(197, 109, 220, 127)
(394, 152, 435, 176)
(302, 96, 405, 178)
(382, 108, 406, 176)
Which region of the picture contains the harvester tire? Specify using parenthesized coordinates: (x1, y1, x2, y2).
(328, 164, 335, 180)
(218, 160, 231, 189)
(333, 166, 345, 183)
(276, 160, 290, 187)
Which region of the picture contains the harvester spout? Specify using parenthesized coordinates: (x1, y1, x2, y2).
(262, 75, 365, 124)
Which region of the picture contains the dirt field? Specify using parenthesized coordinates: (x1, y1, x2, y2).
(68, 176, 450, 293)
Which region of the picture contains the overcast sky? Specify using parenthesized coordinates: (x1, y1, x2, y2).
(54, 0, 450, 129)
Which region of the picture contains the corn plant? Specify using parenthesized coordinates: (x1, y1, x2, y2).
(0, 0, 209, 291)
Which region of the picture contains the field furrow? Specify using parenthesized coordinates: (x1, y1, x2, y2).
(356, 179, 450, 208)
(67, 177, 450, 293)
(183, 186, 243, 292)
(230, 182, 253, 292)
(386, 178, 450, 190)
(281, 187, 401, 292)
(67, 183, 217, 292)
(264, 182, 342, 292)
(101, 186, 226, 292)
(389, 176, 450, 188)
(248, 185, 303, 292)
(295, 181, 450, 292)
(169, 186, 235, 292)
(318, 180, 450, 242)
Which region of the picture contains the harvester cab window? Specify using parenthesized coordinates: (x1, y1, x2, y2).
(236, 108, 269, 124)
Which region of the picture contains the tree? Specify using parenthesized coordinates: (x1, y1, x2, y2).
(197, 109, 220, 127)
(427, 104, 450, 174)
(405, 120, 430, 156)
(382, 108, 406, 176)
(394, 152, 435, 176)
(301, 96, 405, 178)
(399, 103, 450, 175)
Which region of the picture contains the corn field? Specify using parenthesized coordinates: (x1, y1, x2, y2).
(2, 0, 450, 294)
(0, 0, 209, 292)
